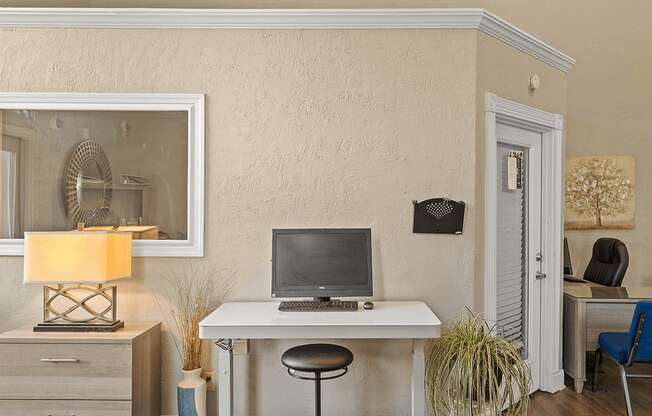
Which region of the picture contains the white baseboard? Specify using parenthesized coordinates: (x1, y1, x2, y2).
(541, 370, 566, 393)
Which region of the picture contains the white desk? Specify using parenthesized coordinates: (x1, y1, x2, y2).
(199, 301, 441, 416)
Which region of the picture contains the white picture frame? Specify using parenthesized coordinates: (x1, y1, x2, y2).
(0, 92, 205, 257)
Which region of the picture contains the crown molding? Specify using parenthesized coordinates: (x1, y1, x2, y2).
(0, 7, 575, 72)
(477, 12, 575, 73)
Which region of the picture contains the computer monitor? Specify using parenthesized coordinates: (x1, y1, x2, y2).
(564, 237, 573, 276)
(271, 228, 372, 300)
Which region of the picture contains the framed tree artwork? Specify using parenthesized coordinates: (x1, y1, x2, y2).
(565, 156, 635, 230)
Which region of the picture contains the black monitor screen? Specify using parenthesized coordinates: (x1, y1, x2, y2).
(564, 237, 573, 275)
(272, 229, 372, 298)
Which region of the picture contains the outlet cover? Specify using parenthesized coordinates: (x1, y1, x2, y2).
(203, 370, 216, 392)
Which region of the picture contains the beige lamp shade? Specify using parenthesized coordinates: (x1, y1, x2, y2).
(23, 231, 132, 284)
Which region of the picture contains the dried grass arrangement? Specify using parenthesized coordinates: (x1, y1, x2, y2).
(159, 265, 232, 371)
(426, 311, 530, 416)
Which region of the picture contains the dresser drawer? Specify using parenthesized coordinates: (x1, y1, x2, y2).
(0, 399, 131, 416)
(0, 343, 132, 400)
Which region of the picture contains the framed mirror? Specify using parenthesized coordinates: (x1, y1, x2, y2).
(0, 93, 204, 257)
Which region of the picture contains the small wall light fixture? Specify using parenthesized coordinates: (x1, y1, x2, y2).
(529, 74, 541, 91)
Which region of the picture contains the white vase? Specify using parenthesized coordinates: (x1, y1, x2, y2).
(177, 368, 206, 416)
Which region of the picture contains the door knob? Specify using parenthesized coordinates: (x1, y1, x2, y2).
(536, 271, 547, 280)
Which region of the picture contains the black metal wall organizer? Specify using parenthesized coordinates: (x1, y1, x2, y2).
(412, 198, 465, 234)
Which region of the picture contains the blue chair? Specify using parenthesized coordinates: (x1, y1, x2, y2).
(593, 301, 652, 416)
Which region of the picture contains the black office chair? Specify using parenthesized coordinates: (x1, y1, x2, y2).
(583, 238, 629, 287)
(282, 343, 353, 416)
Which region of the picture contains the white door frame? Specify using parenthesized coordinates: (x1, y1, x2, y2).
(484, 93, 565, 393)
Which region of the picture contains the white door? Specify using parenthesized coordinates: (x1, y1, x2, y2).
(496, 123, 542, 392)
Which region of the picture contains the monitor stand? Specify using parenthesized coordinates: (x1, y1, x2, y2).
(313, 297, 332, 302)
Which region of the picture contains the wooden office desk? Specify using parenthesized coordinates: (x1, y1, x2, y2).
(564, 278, 603, 288)
(563, 285, 652, 393)
(199, 301, 441, 416)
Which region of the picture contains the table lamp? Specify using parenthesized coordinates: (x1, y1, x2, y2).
(23, 231, 132, 332)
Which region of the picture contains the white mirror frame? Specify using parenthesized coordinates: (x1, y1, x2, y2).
(0, 92, 205, 257)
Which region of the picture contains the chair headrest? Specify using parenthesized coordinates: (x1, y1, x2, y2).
(593, 238, 623, 263)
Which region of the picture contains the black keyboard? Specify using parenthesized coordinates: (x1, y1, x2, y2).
(564, 275, 588, 283)
(278, 300, 358, 312)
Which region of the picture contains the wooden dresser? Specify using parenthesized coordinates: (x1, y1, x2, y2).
(0, 322, 161, 416)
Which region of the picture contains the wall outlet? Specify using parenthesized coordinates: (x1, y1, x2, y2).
(203, 370, 216, 392)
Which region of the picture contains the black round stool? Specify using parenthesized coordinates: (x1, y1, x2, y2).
(281, 343, 353, 416)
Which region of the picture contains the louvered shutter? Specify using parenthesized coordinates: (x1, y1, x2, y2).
(496, 143, 528, 352)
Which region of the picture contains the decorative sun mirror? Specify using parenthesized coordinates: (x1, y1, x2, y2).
(65, 140, 113, 227)
(0, 93, 204, 257)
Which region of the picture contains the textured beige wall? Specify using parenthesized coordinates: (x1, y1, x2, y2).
(461, 0, 652, 286)
(473, 32, 568, 310)
(476, 34, 567, 117)
(548, 3, 652, 286)
(9, 0, 648, 285)
(1, 0, 649, 413)
(0, 27, 482, 415)
(6, 2, 650, 278)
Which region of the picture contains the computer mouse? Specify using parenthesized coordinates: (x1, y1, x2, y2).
(363, 301, 374, 310)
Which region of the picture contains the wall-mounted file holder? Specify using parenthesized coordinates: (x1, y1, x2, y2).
(412, 198, 465, 234)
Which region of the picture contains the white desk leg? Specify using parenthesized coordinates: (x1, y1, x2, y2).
(411, 339, 426, 416)
(216, 339, 234, 416)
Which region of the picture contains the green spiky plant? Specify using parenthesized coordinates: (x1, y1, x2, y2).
(426, 312, 530, 416)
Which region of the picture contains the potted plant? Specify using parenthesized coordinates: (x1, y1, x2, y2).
(161, 266, 232, 416)
(426, 312, 530, 416)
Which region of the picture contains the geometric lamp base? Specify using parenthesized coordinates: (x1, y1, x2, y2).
(34, 320, 124, 332)
(35, 284, 124, 333)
